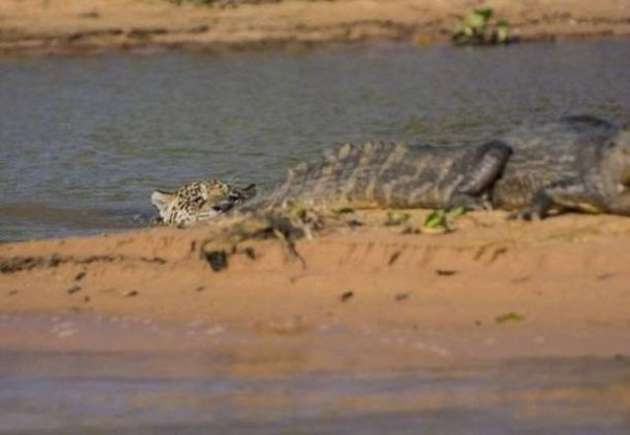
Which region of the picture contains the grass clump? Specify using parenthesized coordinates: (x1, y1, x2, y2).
(451, 7, 514, 46)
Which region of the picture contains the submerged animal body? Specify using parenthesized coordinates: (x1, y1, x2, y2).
(151, 179, 256, 226)
(263, 116, 630, 218)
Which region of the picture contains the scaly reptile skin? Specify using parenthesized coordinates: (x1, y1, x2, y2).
(261, 140, 512, 211)
(260, 115, 630, 219)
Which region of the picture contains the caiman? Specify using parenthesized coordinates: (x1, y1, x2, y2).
(260, 115, 630, 219)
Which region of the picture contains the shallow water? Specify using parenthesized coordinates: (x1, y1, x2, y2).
(3, 356, 630, 435)
(0, 313, 629, 435)
(2, 39, 630, 240)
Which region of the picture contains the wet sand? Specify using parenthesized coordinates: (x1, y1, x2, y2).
(2, 0, 630, 56)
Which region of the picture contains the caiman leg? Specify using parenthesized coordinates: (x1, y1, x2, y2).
(448, 141, 513, 210)
(513, 179, 607, 220)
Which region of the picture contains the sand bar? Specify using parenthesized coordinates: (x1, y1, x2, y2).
(2, 0, 630, 56)
(2, 210, 630, 372)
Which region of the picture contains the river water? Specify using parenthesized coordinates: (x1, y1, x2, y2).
(1, 39, 630, 240)
(0, 312, 629, 435)
(2, 355, 629, 435)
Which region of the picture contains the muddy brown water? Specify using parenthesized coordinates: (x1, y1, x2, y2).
(2, 39, 630, 240)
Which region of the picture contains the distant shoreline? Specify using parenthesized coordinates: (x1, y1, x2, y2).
(2, 0, 630, 57)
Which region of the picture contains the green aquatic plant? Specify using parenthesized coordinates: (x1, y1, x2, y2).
(452, 7, 513, 46)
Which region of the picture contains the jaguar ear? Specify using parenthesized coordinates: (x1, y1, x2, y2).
(151, 190, 175, 218)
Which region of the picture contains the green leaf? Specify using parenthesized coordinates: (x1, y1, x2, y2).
(474, 7, 494, 21)
(464, 12, 486, 30)
(494, 19, 511, 43)
(495, 312, 525, 324)
(423, 209, 447, 229)
(496, 27, 509, 43)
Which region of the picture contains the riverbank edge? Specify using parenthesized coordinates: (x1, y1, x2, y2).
(2, 0, 630, 57)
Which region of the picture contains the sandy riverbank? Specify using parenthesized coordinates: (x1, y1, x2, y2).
(1, 0, 630, 56)
(2, 210, 630, 372)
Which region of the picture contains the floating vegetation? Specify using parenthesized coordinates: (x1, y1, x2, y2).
(451, 7, 515, 46)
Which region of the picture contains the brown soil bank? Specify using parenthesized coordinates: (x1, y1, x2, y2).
(2, 210, 630, 371)
(1, 0, 630, 56)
